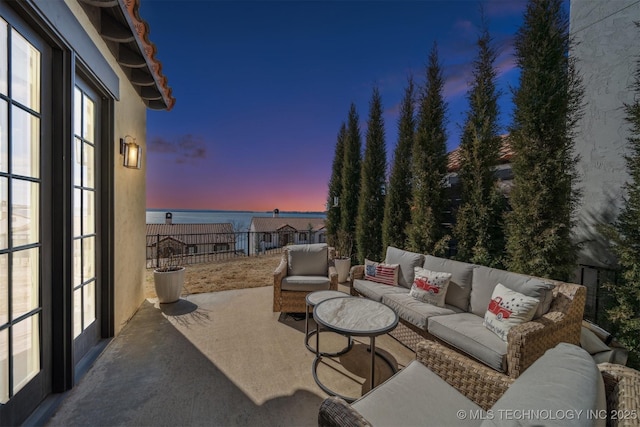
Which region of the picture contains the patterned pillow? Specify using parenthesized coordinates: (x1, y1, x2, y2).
(364, 259, 399, 286)
(483, 283, 540, 341)
(409, 267, 452, 307)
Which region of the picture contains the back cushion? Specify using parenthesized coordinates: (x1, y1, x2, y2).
(470, 266, 555, 318)
(423, 255, 475, 311)
(287, 244, 328, 276)
(385, 246, 424, 288)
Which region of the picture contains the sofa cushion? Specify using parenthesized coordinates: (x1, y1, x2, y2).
(384, 246, 424, 289)
(470, 265, 554, 318)
(423, 255, 475, 311)
(287, 243, 328, 276)
(409, 267, 452, 307)
(383, 293, 463, 331)
(353, 360, 484, 427)
(364, 259, 399, 286)
(483, 283, 540, 342)
(281, 275, 330, 292)
(481, 343, 606, 427)
(429, 313, 508, 372)
(353, 279, 409, 302)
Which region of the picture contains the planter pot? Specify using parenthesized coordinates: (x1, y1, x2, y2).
(334, 258, 351, 283)
(153, 267, 185, 304)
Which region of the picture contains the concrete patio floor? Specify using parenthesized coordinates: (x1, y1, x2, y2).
(43, 285, 415, 426)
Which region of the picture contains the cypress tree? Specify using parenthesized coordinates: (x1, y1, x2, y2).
(407, 43, 450, 255)
(453, 15, 506, 268)
(356, 87, 387, 263)
(340, 103, 362, 258)
(505, 0, 583, 280)
(601, 44, 640, 369)
(326, 123, 346, 246)
(383, 77, 415, 255)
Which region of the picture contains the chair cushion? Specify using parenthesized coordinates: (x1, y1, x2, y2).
(409, 267, 452, 307)
(384, 246, 425, 289)
(423, 255, 475, 311)
(281, 275, 330, 292)
(470, 266, 554, 318)
(481, 343, 606, 427)
(383, 293, 462, 331)
(353, 279, 409, 302)
(353, 360, 484, 427)
(428, 313, 507, 372)
(483, 283, 540, 342)
(287, 244, 328, 276)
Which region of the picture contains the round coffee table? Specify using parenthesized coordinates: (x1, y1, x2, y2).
(305, 290, 352, 356)
(312, 296, 399, 402)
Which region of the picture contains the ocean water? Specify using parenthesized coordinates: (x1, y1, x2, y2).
(146, 209, 326, 231)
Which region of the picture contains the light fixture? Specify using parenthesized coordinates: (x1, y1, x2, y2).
(120, 135, 141, 169)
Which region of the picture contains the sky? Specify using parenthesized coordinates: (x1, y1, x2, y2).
(141, 0, 547, 212)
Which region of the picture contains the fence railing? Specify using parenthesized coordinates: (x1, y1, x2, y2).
(145, 230, 326, 268)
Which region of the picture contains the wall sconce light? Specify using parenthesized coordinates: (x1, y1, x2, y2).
(120, 135, 141, 169)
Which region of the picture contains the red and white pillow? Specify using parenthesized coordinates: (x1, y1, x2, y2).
(483, 283, 540, 341)
(409, 267, 452, 307)
(364, 259, 399, 286)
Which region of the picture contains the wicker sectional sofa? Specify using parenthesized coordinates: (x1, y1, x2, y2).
(319, 340, 640, 427)
(350, 246, 586, 378)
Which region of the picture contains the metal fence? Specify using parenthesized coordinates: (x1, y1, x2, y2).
(145, 230, 326, 268)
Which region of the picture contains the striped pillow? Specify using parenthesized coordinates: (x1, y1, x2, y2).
(364, 259, 399, 286)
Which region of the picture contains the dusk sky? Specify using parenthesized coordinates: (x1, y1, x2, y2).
(141, 0, 559, 212)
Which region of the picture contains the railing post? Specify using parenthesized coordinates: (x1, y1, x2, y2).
(156, 233, 160, 268)
(247, 230, 251, 256)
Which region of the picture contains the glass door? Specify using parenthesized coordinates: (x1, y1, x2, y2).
(72, 82, 99, 363)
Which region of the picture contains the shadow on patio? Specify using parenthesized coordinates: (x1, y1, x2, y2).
(45, 286, 414, 426)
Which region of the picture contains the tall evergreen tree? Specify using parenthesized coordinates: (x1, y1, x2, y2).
(407, 43, 450, 255)
(356, 87, 387, 263)
(453, 15, 506, 268)
(383, 77, 415, 255)
(601, 44, 640, 369)
(505, 0, 583, 280)
(326, 123, 346, 246)
(340, 103, 362, 258)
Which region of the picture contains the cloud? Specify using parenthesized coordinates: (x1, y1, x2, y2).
(148, 134, 208, 164)
(485, 0, 527, 18)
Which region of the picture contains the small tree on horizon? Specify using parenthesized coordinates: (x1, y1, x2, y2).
(504, 0, 584, 281)
(340, 103, 362, 258)
(356, 87, 387, 263)
(600, 39, 640, 369)
(407, 43, 450, 256)
(383, 77, 416, 256)
(326, 123, 346, 246)
(453, 14, 506, 268)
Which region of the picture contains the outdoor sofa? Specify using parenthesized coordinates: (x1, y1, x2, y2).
(350, 246, 586, 378)
(318, 340, 640, 427)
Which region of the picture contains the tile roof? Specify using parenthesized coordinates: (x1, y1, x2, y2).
(447, 135, 514, 172)
(78, 0, 175, 110)
(146, 223, 235, 246)
(250, 217, 326, 233)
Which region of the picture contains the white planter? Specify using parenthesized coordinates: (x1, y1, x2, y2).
(334, 258, 351, 283)
(153, 267, 185, 304)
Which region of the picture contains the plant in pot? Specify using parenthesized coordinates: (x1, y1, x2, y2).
(153, 252, 185, 304)
(332, 230, 353, 283)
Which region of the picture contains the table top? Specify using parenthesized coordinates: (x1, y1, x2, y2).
(306, 290, 349, 306)
(314, 297, 398, 336)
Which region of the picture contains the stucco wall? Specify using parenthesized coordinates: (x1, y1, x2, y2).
(66, 0, 148, 334)
(571, 0, 639, 267)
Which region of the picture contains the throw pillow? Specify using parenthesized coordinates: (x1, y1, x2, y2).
(364, 259, 399, 286)
(483, 283, 540, 341)
(409, 267, 452, 307)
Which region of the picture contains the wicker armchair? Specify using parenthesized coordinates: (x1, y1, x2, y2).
(319, 340, 640, 427)
(350, 265, 586, 378)
(273, 243, 338, 313)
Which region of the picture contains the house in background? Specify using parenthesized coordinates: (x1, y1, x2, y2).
(0, 0, 174, 424)
(249, 215, 326, 255)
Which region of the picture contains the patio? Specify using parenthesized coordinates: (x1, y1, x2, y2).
(43, 285, 414, 426)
